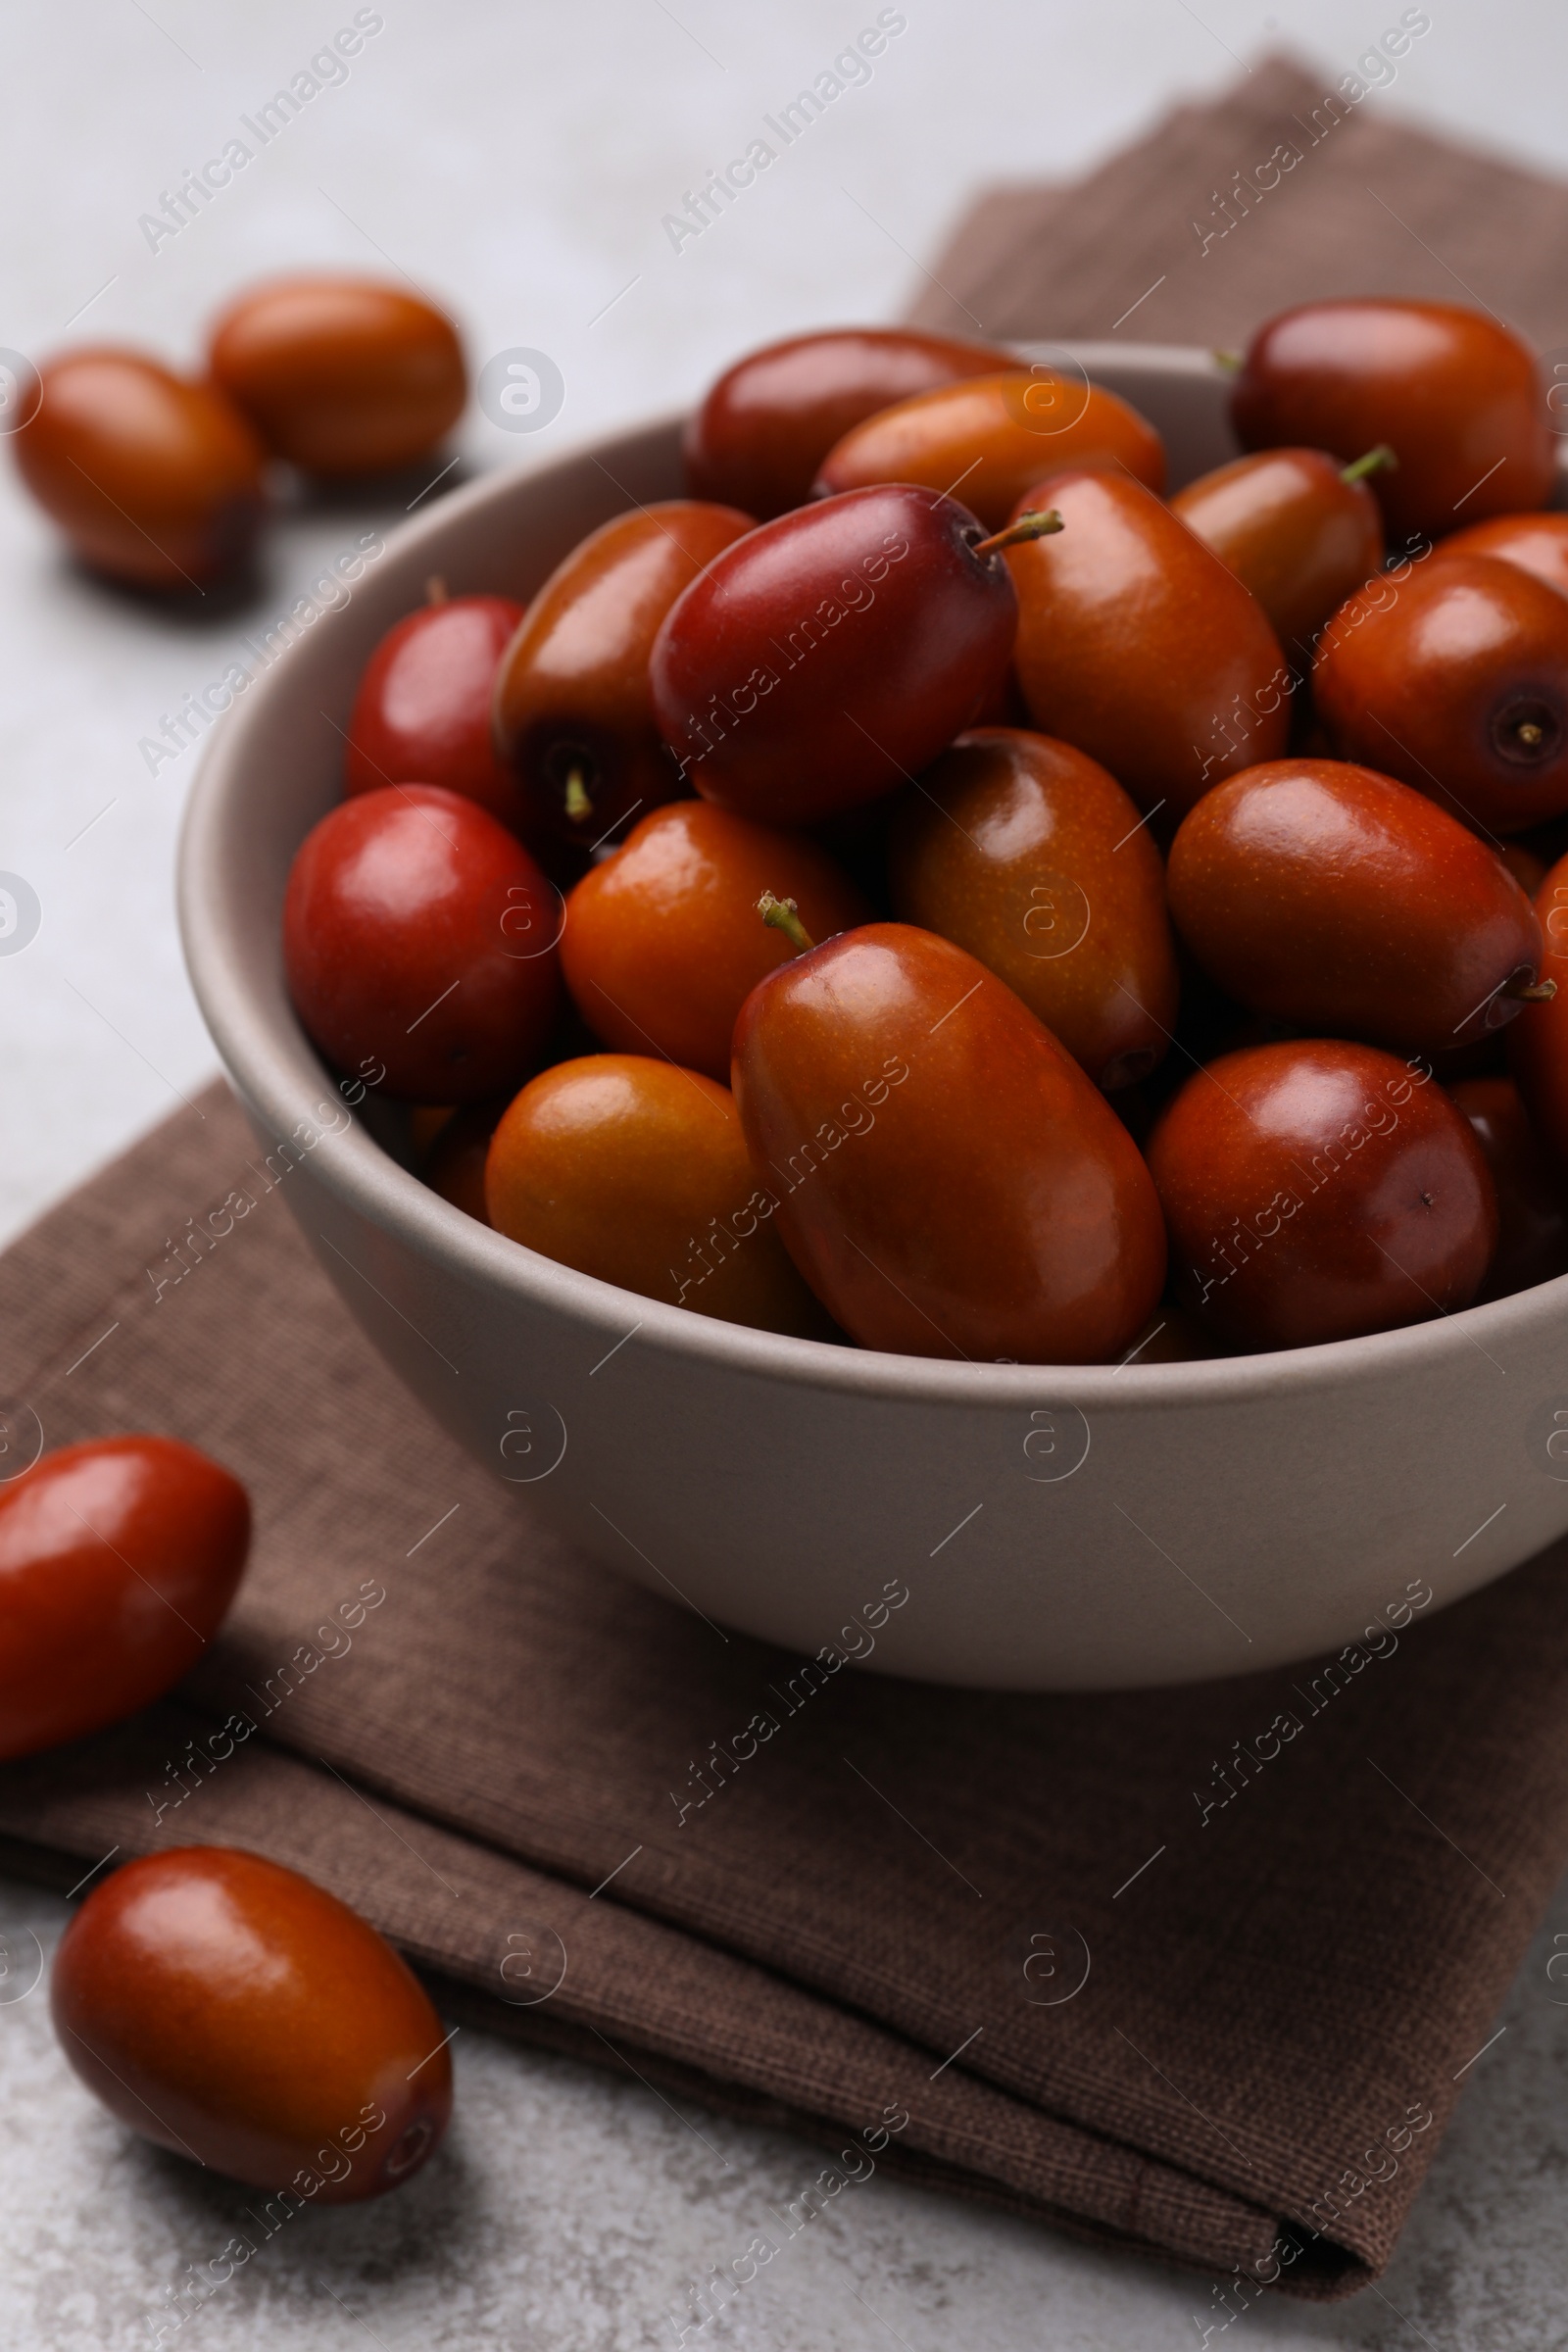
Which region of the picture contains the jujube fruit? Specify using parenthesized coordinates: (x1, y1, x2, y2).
(684, 326, 1011, 518)
(1313, 553, 1568, 833)
(1450, 1075, 1568, 1299)
(492, 501, 754, 852)
(52, 1847, 451, 2199)
(283, 785, 561, 1102)
(814, 368, 1164, 530)
(1147, 1040, 1497, 1349)
(0, 1437, 249, 1764)
(649, 484, 1024, 825)
(1508, 847, 1568, 1172)
(345, 589, 526, 827)
(1005, 467, 1290, 817)
(1440, 511, 1568, 601)
(1166, 758, 1548, 1053)
(889, 727, 1178, 1090)
(1169, 445, 1387, 650)
(731, 922, 1166, 1361)
(12, 349, 266, 588)
(485, 1054, 831, 1336)
(562, 801, 869, 1083)
(209, 275, 466, 475)
(1231, 298, 1553, 542)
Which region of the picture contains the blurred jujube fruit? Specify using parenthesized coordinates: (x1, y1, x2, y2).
(345, 587, 525, 827)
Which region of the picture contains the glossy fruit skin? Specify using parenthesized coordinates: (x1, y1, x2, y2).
(345, 595, 526, 826)
(1313, 554, 1568, 833)
(814, 370, 1165, 530)
(0, 1438, 249, 1765)
(1169, 447, 1384, 651)
(493, 502, 754, 853)
(1450, 1075, 1568, 1299)
(651, 485, 1018, 825)
(1509, 849, 1568, 1172)
(1006, 468, 1290, 817)
(731, 923, 1166, 1362)
(685, 326, 1012, 519)
(1231, 300, 1554, 543)
(283, 785, 561, 1102)
(486, 1054, 831, 1335)
(888, 728, 1178, 1090)
(52, 1848, 451, 2200)
(1167, 759, 1545, 1054)
(12, 350, 266, 588)
(1441, 512, 1568, 600)
(562, 802, 869, 1083)
(209, 276, 465, 475)
(1147, 1041, 1498, 1350)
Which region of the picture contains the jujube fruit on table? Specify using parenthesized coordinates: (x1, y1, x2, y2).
(1147, 1040, 1498, 1349)
(684, 326, 1011, 518)
(0, 1437, 249, 1764)
(1230, 298, 1554, 542)
(52, 1847, 452, 2198)
(12, 349, 267, 589)
(1508, 847, 1568, 1170)
(1166, 758, 1549, 1054)
(561, 801, 869, 1083)
(888, 726, 1178, 1090)
(1312, 553, 1568, 833)
(1004, 467, 1290, 817)
(1440, 511, 1568, 601)
(813, 368, 1164, 530)
(344, 588, 525, 826)
(731, 922, 1166, 1361)
(283, 784, 561, 1102)
(492, 500, 754, 852)
(485, 1054, 831, 1335)
(1450, 1075, 1568, 1299)
(209, 275, 466, 475)
(650, 483, 1024, 825)
(1168, 445, 1387, 650)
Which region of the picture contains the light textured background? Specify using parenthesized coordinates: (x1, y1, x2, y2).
(4, 1, 1568, 2342)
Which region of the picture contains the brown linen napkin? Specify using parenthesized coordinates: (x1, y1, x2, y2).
(2, 1083, 1567, 2305)
(907, 51, 1568, 353)
(8, 65, 1568, 2304)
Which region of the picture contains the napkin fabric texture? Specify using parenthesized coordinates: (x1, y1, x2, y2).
(8, 59, 1568, 2303)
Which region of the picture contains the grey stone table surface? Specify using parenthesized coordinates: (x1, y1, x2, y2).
(5, 0, 1568, 2344)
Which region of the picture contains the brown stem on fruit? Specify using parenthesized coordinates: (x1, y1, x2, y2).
(1341, 444, 1398, 485)
(758, 892, 815, 955)
(1506, 974, 1557, 1004)
(564, 767, 594, 824)
(972, 508, 1064, 560)
(425, 573, 449, 605)
(1516, 721, 1545, 748)
(1211, 348, 1244, 375)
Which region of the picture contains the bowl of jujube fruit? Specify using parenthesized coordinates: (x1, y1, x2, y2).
(179, 302, 1568, 1690)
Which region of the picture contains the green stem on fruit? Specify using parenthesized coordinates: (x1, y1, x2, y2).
(1507, 974, 1557, 1004)
(564, 767, 594, 824)
(1211, 348, 1244, 375)
(758, 892, 815, 954)
(972, 508, 1064, 560)
(1341, 443, 1398, 484)
(425, 573, 449, 605)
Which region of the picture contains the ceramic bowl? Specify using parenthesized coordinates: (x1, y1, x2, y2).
(178, 343, 1568, 1690)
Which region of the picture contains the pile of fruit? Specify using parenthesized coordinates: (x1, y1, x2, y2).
(279, 299, 1568, 1365)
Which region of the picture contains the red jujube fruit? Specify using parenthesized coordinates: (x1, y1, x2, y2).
(650, 485, 1021, 825)
(1166, 759, 1548, 1053)
(1230, 299, 1553, 543)
(684, 325, 1013, 518)
(283, 785, 561, 1101)
(1450, 1075, 1568, 1299)
(52, 1847, 452, 2199)
(731, 922, 1166, 1362)
(344, 591, 525, 826)
(0, 1437, 249, 1763)
(1147, 1040, 1498, 1350)
(1169, 445, 1386, 651)
(1509, 848, 1568, 1173)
